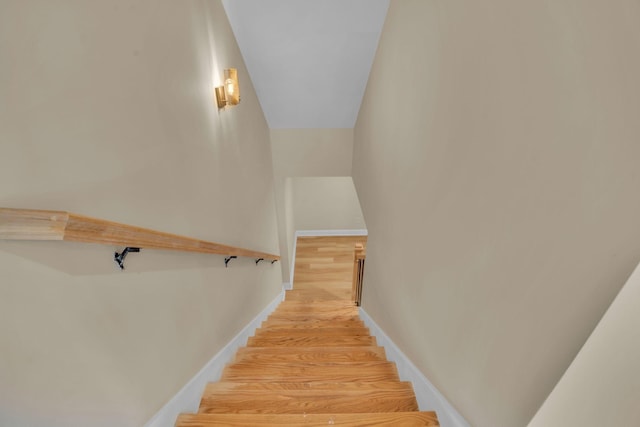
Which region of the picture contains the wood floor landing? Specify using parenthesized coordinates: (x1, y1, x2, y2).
(293, 236, 367, 302)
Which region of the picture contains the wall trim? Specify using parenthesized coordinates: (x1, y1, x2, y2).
(359, 307, 470, 427)
(144, 290, 285, 427)
(282, 282, 293, 290)
(289, 229, 368, 286)
(296, 229, 368, 237)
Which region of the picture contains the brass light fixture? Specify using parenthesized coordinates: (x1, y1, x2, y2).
(215, 68, 240, 109)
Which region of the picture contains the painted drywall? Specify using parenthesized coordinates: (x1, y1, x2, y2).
(270, 129, 353, 281)
(527, 261, 640, 427)
(289, 177, 366, 232)
(144, 291, 284, 427)
(0, 1, 281, 426)
(352, 1, 640, 426)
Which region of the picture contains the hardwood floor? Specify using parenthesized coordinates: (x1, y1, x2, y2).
(293, 235, 367, 301)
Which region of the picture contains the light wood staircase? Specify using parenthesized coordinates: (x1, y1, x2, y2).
(175, 288, 439, 426)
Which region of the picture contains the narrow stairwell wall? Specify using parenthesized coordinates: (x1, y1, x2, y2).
(0, 1, 281, 426)
(352, 1, 640, 426)
(528, 261, 640, 427)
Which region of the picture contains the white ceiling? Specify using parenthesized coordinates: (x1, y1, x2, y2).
(222, 0, 389, 129)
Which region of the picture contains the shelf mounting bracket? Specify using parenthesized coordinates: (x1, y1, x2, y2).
(114, 247, 141, 270)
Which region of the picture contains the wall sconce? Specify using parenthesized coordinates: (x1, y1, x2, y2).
(215, 68, 240, 109)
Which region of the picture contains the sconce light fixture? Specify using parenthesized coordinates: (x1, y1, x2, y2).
(215, 68, 240, 109)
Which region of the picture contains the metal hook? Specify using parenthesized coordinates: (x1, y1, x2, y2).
(224, 256, 237, 267)
(255, 258, 264, 265)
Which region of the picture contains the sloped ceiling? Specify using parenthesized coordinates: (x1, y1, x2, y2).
(222, 0, 389, 129)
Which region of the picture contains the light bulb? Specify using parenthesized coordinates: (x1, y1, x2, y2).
(225, 79, 235, 95)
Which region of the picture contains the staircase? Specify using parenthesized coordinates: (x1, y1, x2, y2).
(175, 287, 439, 426)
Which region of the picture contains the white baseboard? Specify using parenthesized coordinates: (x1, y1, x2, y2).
(289, 229, 368, 287)
(359, 307, 470, 427)
(282, 282, 293, 290)
(144, 290, 285, 427)
(295, 229, 368, 237)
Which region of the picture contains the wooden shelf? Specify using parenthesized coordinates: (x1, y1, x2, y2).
(0, 207, 279, 261)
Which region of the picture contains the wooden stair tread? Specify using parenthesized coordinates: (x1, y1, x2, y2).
(285, 292, 352, 301)
(225, 360, 396, 368)
(274, 308, 356, 314)
(198, 388, 419, 414)
(270, 309, 359, 317)
(285, 290, 351, 295)
(260, 319, 365, 329)
(272, 308, 358, 315)
(176, 412, 440, 426)
(247, 335, 376, 347)
(264, 315, 362, 322)
(204, 381, 415, 392)
(284, 296, 353, 302)
(266, 314, 363, 322)
(275, 303, 358, 310)
(234, 346, 386, 362)
(221, 361, 399, 382)
(253, 328, 370, 337)
(278, 300, 356, 306)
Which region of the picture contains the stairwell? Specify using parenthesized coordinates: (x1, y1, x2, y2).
(175, 236, 439, 426)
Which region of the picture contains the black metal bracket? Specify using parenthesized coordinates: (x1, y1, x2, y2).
(256, 258, 278, 265)
(224, 256, 237, 268)
(114, 247, 141, 270)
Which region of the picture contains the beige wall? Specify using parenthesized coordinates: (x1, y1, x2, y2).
(352, 1, 640, 426)
(0, 1, 281, 426)
(528, 261, 640, 427)
(270, 129, 353, 281)
(289, 176, 366, 231)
